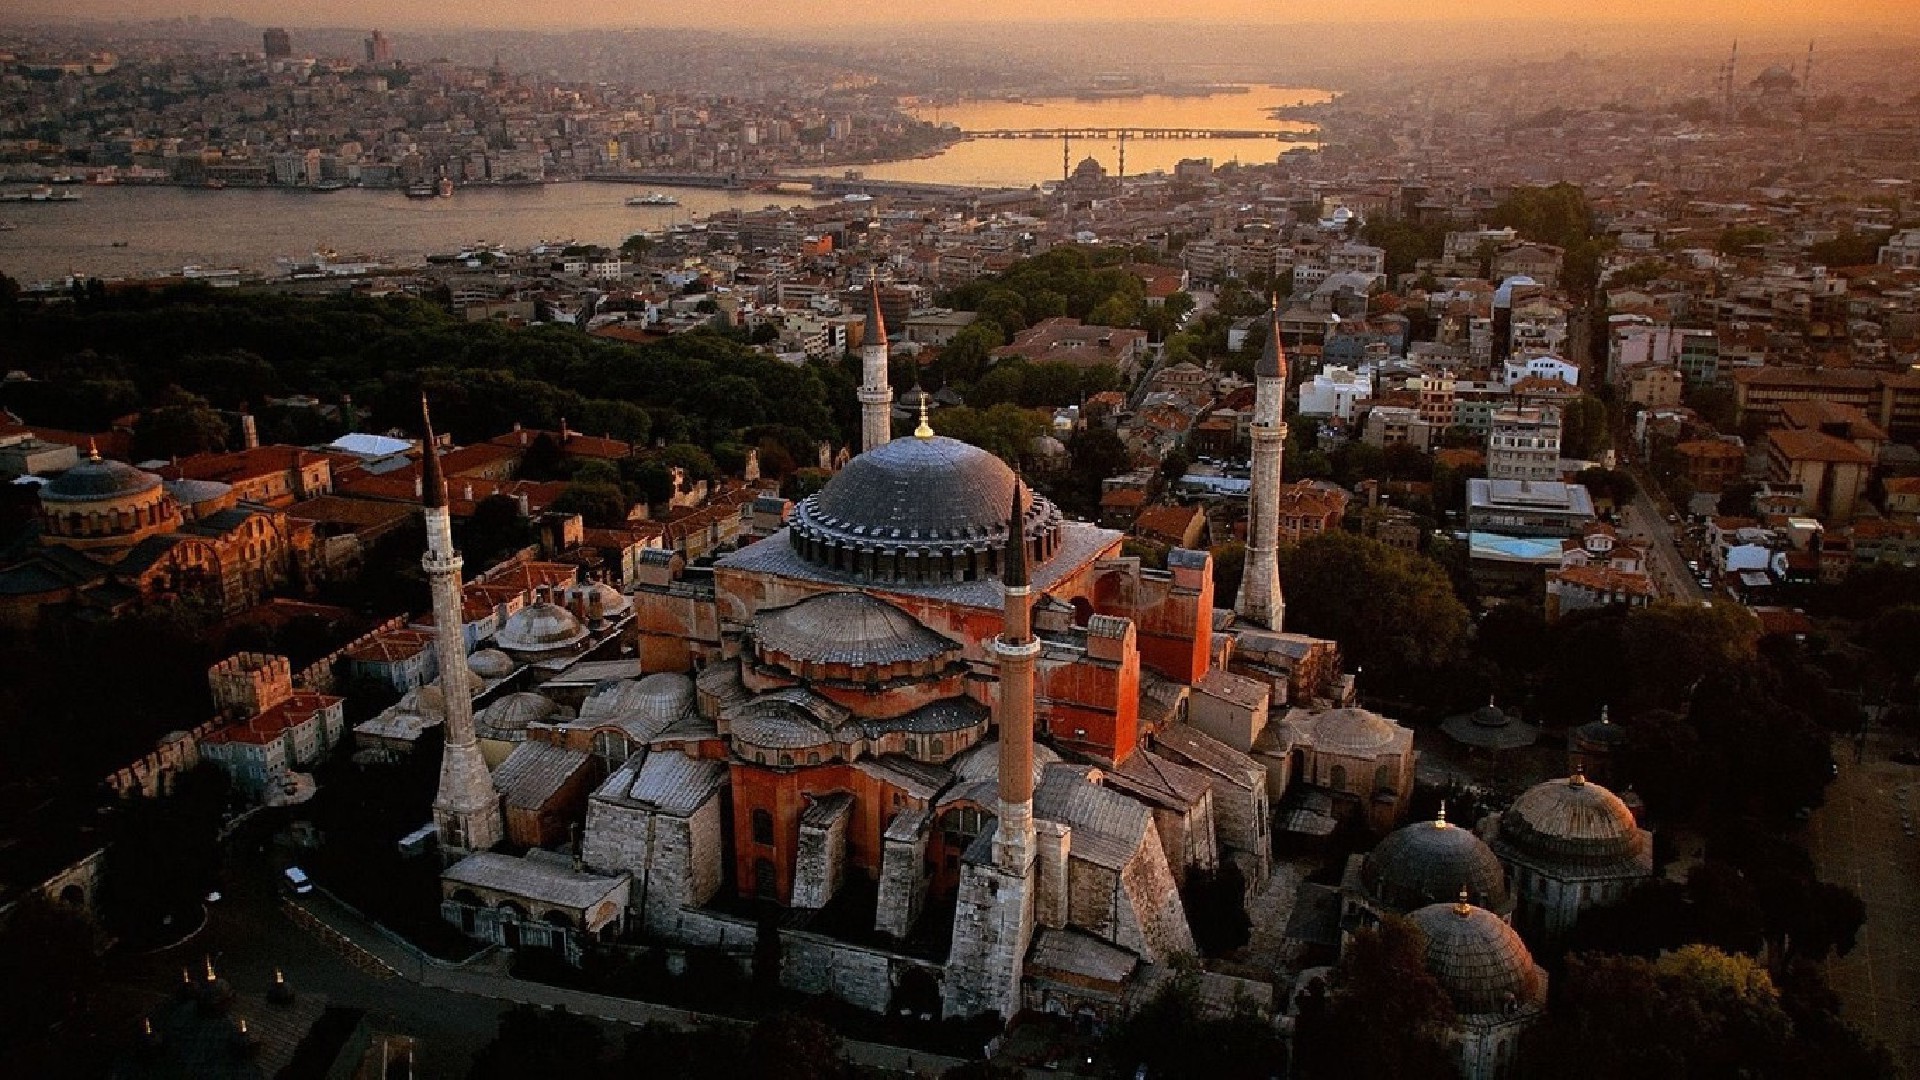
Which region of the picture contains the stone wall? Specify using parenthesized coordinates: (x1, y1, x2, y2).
(943, 854, 1035, 1020)
(791, 797, 851, 910)
(874, 816, 929, 940)
(1115, 821, 1198, 963)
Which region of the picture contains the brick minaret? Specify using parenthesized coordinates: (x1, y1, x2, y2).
(1236, 303, 1288, 630)
(422, 399, 503, 857)
(944, 480, 1041, 1020)
(993, 481, 1038, 870)
(858, 280, 893, 454)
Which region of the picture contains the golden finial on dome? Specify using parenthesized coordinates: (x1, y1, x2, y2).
(1455, 886, 1472, 916)
(1569, 763, 1587, 788)
(204, 955, 217, 982)
(914, 395, 933, 439)
(87, 438, 100, 462)
(1435, 800, 1449, 828)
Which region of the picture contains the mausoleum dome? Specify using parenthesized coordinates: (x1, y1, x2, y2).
(1309, 707, 1399, 756)
(495, 601, 589, 654)
(1407, 897, 1546, 1015)
(1501, 772, 1645, 869)
(1362, 811, 1510, 914)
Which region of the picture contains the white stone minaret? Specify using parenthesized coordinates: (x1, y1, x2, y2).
(1236, 304, 1288, 631)
(942, 482, 1040, 1021)
(421, 398, 503, 858)
(857, 280, 893, 454)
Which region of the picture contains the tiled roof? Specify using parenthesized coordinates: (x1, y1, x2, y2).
(443, 852, 625, 909)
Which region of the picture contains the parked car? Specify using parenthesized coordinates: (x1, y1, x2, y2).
(282, 866, 314, 896)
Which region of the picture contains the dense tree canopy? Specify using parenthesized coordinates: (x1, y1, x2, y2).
(1278, 531, 1471, 691)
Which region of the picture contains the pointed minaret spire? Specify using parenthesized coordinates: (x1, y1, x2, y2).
(993, 478, 1037, 868)
(421, 395, 503, 859)
(419, 395, 446, 509)
(857, 278, 894, 454)
(1235, 297, 1288, 630)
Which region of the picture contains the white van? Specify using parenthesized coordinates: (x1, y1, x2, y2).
(282, 866, 314, 896)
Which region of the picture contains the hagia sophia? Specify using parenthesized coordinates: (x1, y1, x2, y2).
(371, 294, 1647, 1078)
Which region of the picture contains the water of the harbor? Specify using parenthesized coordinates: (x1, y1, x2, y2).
(0, 84, 1330, 285)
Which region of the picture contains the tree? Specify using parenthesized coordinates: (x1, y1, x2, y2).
(1278, 532, 1471, 691)
(469, 1004, 607, 1079)
(1105, 957, 1289, 1080)
(1561, 396, 1612, 459)
(1619, 601, 1761, 712)
(0, 896, 104, 1068)
(1293, 917, 1455, 1080)
(746, 1012, 844, 1080)
(551, 481, 629, 527)
(133, 388, 231, 460)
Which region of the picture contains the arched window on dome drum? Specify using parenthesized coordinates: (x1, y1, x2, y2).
(779, 753, 793, 767)
(1329, 764, 1348, 791)
(751, 809, 774, 846)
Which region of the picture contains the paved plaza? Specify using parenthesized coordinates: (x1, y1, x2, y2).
(1806, 732, 1920, 1076)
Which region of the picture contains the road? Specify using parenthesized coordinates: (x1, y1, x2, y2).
(101, 847, 967, 1078)
(1620, 467, 1703, 602)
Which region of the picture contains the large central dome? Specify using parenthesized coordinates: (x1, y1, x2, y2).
(788, 434, 1063, 585)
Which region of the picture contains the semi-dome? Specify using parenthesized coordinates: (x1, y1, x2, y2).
(40, 454, 162, 502)
(495, 601, 589, 654)
(1362, 812, 1511, 914)
(1408, 898, 1547, 1015)
(1308, 707, 1400, 756)
(786, 433, 1063, 585)
(753, 592, 960, 669)
(1498, 772, 1646, 869)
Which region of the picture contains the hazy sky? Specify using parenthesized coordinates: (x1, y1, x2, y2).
(11, 0, 1920, 32)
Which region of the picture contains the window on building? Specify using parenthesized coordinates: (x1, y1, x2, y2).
(751, 808, 774, 846)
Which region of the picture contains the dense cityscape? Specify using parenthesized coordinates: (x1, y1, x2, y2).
(0, 10, 1917, 1080)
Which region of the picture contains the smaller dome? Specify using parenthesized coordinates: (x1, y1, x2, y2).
(630, 672, 695, 724)
(1500, 773, 1645, 868)
(565, 580, 631, 620)
(40, 455, 162, 502)
(951, 737, 1060, 790)
(1408, 899, 1546, 1015)
(495, 601, 589, 654)
(1308, 707, 1399, 756)
(475, 692, 556, 739)
(468, 649, 515, 679)
(400, 684, 447, 717)
(1362, 813, 1510, 914)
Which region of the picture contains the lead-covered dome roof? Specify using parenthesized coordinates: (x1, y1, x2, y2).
(1408, 899, 1546, 1015)
(495, 601, 588, 654)
(1307, 707, 1400, 756)
(1497, 773, 1647, 871)
(753, 592, 959, 668)
(41, 456, 162, 502)
(787, 434, 1063, 585)
(1362, 814, 1510, 915)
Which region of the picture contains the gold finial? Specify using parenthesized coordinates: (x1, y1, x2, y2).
(914, 395, 933, 439)
(142, 1017, 154, 1037)
(1435, 801, 1449, 828)
(1455, 886, 1472, 916)
(236, 1018, 249, 1036)
(1569, 763, 1586, 788)
(204, 956, 217, 982)
(87, 438, 100, 462)
(273, 968, 286, 985)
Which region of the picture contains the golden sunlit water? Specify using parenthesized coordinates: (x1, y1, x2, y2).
(848, 84, 1332, 187)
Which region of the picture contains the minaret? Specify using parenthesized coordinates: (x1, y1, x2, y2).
(1235, 301, 1288, 630)
(421, 398, 503, 858)
(858, 280, 893, 454)
(992, 481, 1039, 871)
(943, 479, 1042, 1020)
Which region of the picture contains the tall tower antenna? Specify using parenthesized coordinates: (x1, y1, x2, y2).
(1062, 129, 1071, 183)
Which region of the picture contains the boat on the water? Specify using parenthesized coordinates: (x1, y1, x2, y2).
(310, 180, 348, 192)
(0, 186, 80, 203)
(625, 191, 680, 206)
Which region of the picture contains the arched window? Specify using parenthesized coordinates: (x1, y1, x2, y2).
(751, 809, 774, 846)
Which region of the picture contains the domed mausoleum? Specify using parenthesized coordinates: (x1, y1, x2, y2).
(1347, 807, 1512, 921)
(1406, 894, 1548, 1080)
(1482, 770, 1652, 941)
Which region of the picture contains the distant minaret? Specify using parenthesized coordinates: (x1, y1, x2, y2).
(421, 399, 503, 858)
(1236, 302, 1288, 630)
(858, 280, 893, 454)
(993, 481, 1039, 871)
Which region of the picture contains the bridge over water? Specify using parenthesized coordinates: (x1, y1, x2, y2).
(960, 127, 1316, 141)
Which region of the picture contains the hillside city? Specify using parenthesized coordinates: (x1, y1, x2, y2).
(0, 17, 1918, 1080)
